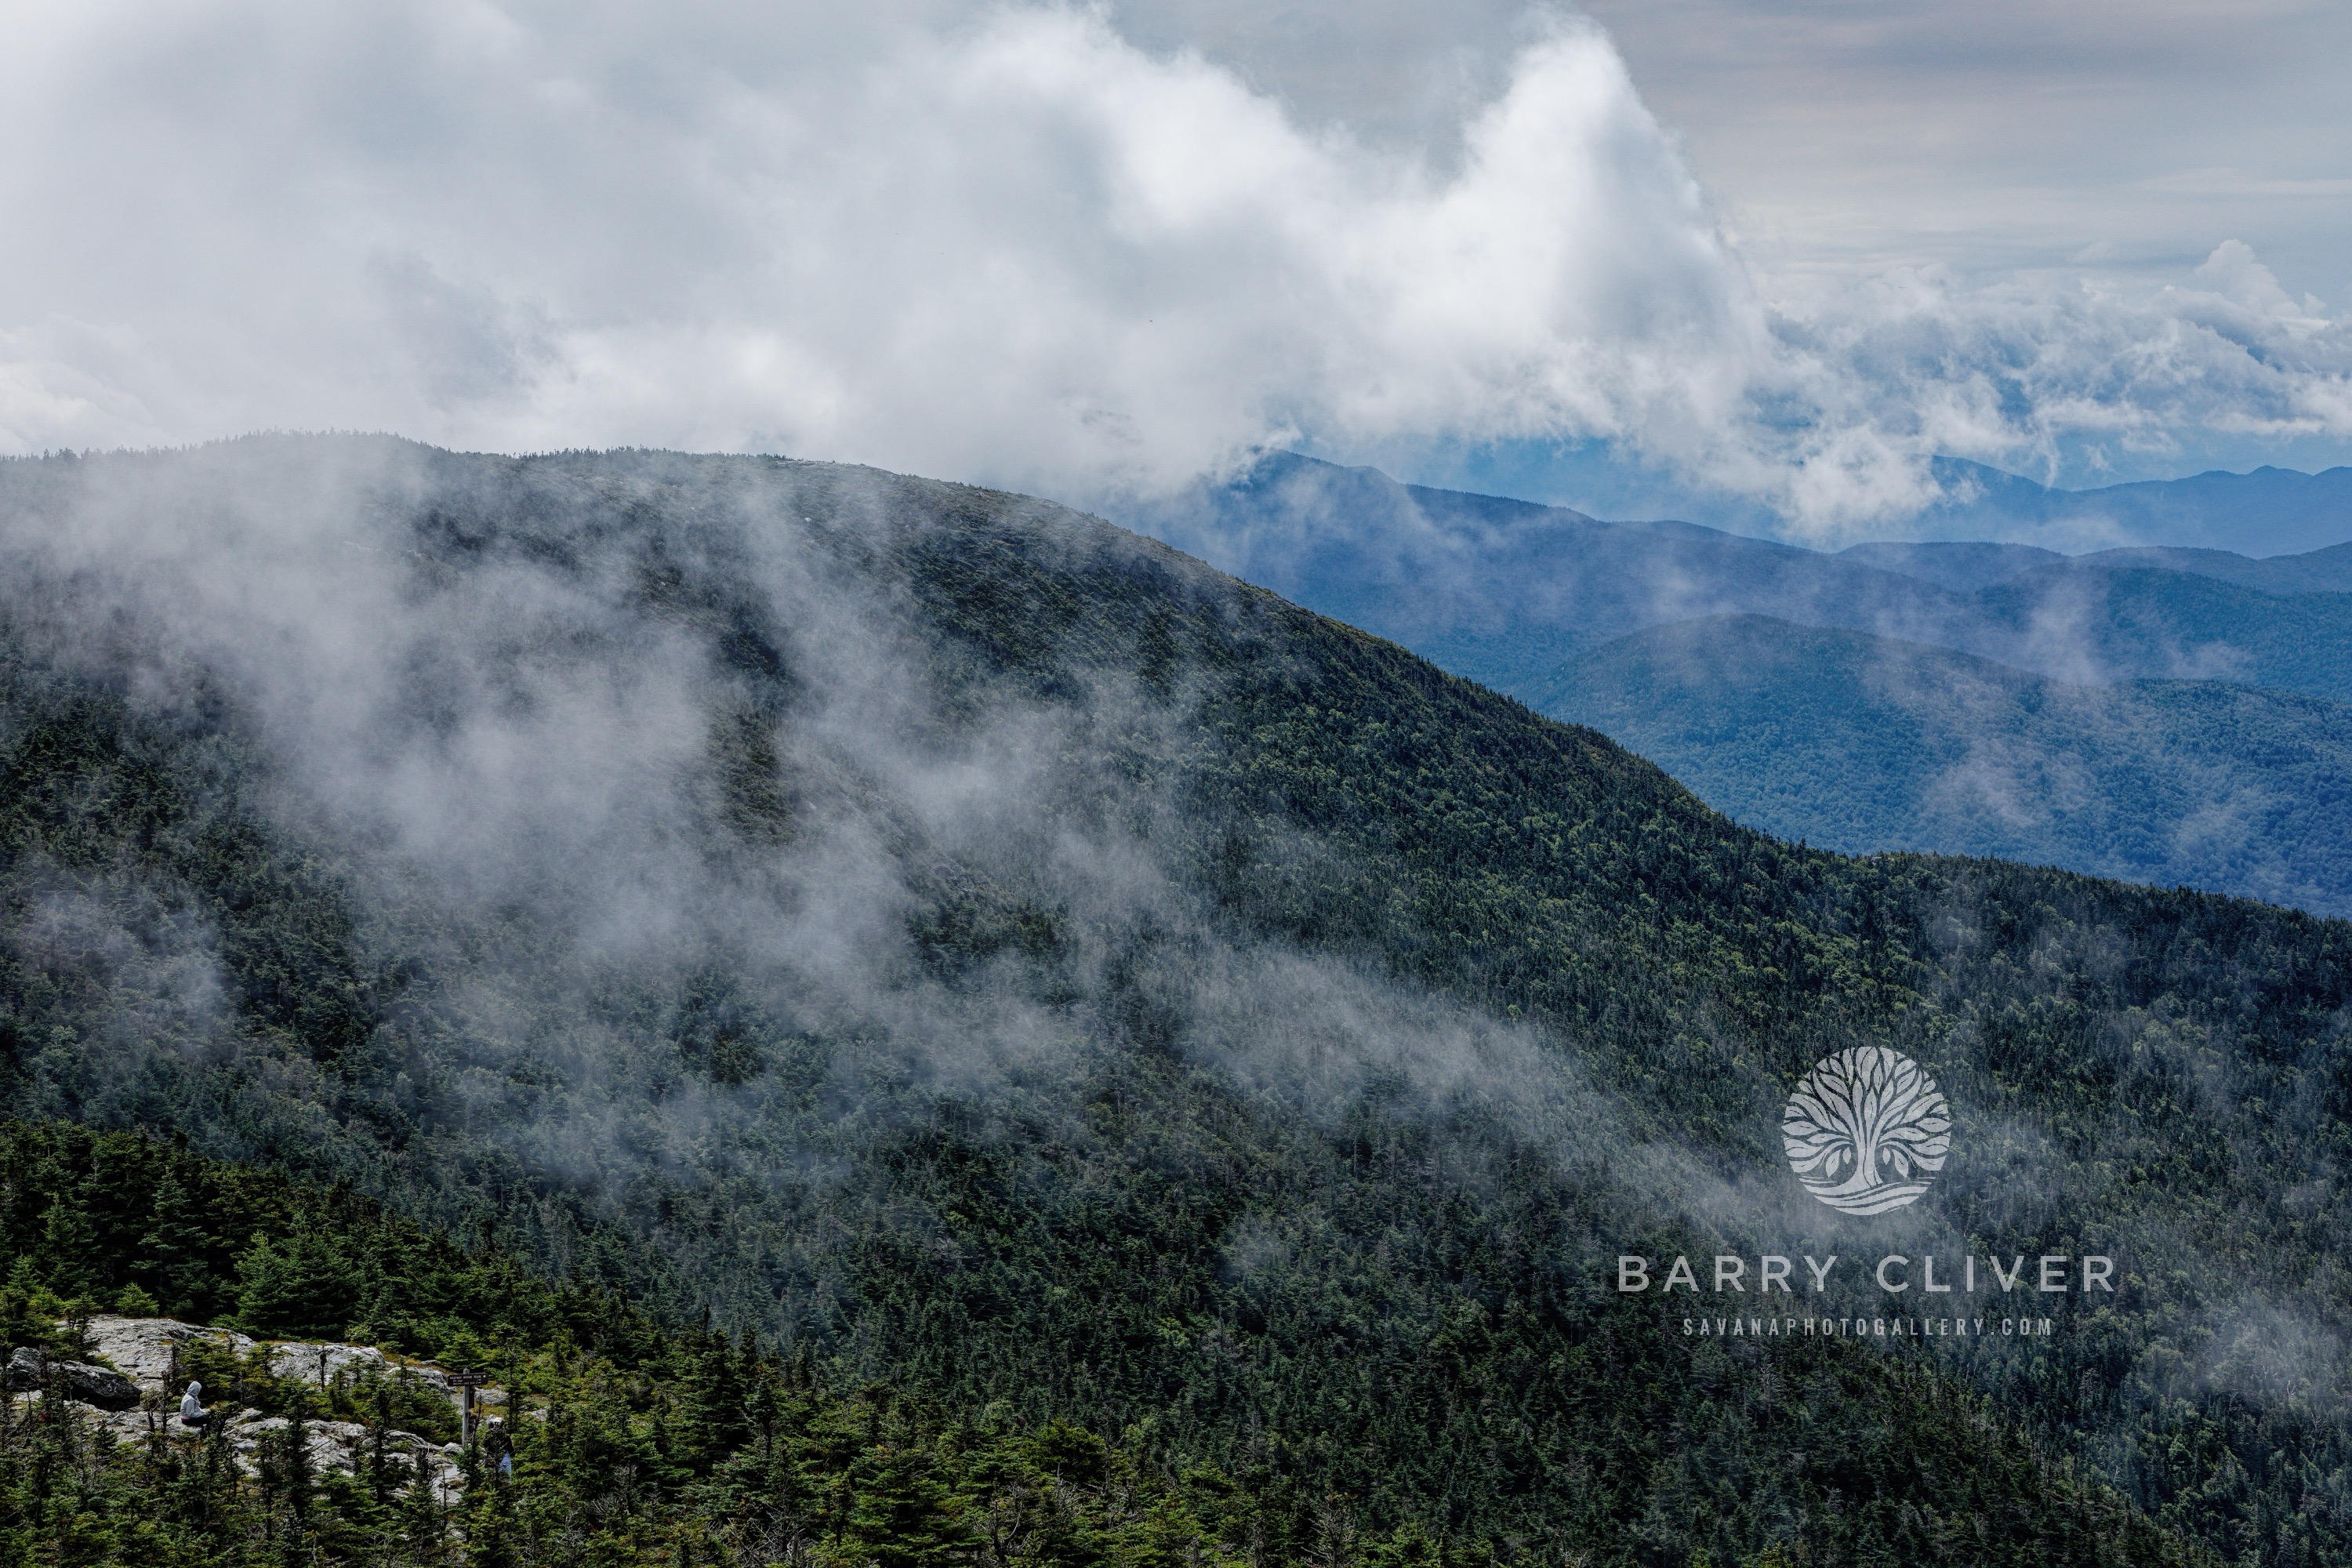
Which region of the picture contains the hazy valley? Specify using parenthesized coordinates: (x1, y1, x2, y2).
(1127, 452, 2352, 922)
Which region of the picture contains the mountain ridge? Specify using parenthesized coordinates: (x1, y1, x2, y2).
(6, 437, 2352, 1563)
(1918, 456, 2352, 555)
(1123, 450, 2352, 704)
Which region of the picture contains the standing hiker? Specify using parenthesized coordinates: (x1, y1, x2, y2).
(482, 1415, 513, 1479)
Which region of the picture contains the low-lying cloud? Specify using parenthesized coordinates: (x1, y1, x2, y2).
(1, 1, 2347, 532)
(0, 436, 1746, 1318)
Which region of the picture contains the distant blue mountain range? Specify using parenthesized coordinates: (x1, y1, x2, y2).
(1541, 615, 2352, 918)
(1116, 452, 2352, 915)
(1838, 536, 2352, 595)
(1915, 457, 2352, 557)
(1123, 452, 2352, 699)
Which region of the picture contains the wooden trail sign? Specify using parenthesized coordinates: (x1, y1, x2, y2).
(448, 1371, 491, 1446)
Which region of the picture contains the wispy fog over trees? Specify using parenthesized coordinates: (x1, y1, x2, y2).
(4, 441, 2352, 1562)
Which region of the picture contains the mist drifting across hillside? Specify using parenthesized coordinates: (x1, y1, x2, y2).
(0, 436, 1693, 1346)
(9, 439, 2352, 1561)
(1543, 614, 2352, 916)
(1123, 452, 2352, 699)
(1120, 451, 2352, 920)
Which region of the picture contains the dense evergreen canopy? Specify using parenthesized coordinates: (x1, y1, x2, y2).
(3, 441, 2351, 1563)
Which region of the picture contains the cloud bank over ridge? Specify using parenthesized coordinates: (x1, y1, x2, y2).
(2, 0, 2348, 532)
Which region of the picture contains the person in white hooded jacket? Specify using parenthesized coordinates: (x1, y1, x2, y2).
(179, 1381, 206, 1429)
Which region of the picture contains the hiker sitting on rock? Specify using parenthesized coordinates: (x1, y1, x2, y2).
(179, 1380, 207, 1430)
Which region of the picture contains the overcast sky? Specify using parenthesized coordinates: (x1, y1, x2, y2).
(2, 1, 2347, 536)
(1126, 1, 2352, 297)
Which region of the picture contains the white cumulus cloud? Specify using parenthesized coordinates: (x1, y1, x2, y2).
(1, 0, 2348, 532)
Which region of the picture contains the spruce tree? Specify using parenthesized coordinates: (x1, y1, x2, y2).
(232, 1223, 361, 1339)
(36, 1187, 98, 1298)
(136, 1165, 219, 1317)
(402, 1443, 447, 1566)
(0, 1257, 48, 1348)
(847, 1442, 967, 1568)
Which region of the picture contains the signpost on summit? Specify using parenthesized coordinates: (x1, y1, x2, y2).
(447, 1370, 489, 1449)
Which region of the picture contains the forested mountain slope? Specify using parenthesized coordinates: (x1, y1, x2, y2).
(1832, 541, 2067, 593)
(1120, 452, 1966, 695)
(1132, 455, 2352, 918)
(5, 440, 2352, 1563)
(1967, 566, 2352, 700)
(1838, 539, 2352, 597)
(2071, 543, 2352, 595)
(0, 1118, 1278, 1565)
(1539, 614, 2352, 916)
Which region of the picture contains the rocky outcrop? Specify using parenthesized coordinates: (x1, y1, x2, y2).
(80, 1316, 256, 1392)
(75, 1315, 499, 1415)
(225, 1412, 468, 1505)
(37, 1399, 472, 1504)
(264, 1339, 394, 1387)
(5, 1346, 141, 1409)
(9, 1314, 504, 1508)
(257, 1334, 505, 1410)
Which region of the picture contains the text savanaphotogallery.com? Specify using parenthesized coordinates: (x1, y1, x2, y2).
(1682, 1314, 2058, 1338)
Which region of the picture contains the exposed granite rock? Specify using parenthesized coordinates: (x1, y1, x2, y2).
(80, 1316, 256, 1394)
(226, 1412, 466, 1503)
(265, 1340, 394, 1387)
(76, 1316, 499, 1414)
(9, 1394, 469, 1504)
(18, 1313, 502, 1507)
(5, 1347, 141, 1409)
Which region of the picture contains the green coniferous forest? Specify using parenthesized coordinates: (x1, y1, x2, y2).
(5, 439, 2352, 1563)
(0, 1118, 1323, 1564)
(1536, 613, 2352, 916)
(0, 1117, 2222, 1566)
